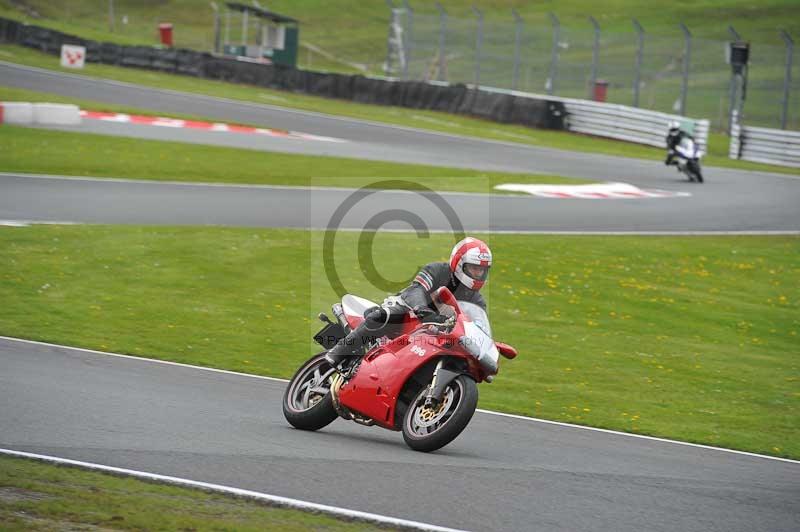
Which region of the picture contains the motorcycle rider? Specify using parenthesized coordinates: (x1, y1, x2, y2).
(324, 237, 492, 369)
(664, 122, 690, 166)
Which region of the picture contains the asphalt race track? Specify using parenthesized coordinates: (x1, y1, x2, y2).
(2, 61, 800, 531)
(2, 61, 800, 232)
(2, 339, 798, 532)
(3, 169, 800, 232)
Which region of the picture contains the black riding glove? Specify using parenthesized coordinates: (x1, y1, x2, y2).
(413, 306, 447, 323)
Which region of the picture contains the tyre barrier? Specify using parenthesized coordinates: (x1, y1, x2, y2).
(0, 16, 567, 132)
(0, 102, 81, 125)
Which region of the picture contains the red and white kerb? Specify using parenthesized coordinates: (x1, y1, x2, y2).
(79, 111, 344, 143)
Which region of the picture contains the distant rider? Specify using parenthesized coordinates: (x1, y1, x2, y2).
(324, 237, 492, 369)
(665, 123, 691, 166)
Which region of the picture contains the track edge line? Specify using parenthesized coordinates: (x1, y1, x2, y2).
(1, 335, 797, 465)
(0, 448, 467, 532)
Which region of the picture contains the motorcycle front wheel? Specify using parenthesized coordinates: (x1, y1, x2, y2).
(282, 352, 338, 431)
(402, 374, 478, 452)
(688, 160, 704, 183)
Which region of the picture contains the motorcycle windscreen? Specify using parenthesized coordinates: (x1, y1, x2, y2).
(458, 302, 499, 374)
(676, 137, 696, 158)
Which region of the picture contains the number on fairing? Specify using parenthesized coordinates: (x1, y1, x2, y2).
(411, 345, 426, 357)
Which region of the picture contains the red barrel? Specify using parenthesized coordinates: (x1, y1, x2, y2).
(158, 23, 173, 47)
(593, 79, 608, 102)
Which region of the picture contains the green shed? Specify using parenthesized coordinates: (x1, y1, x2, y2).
(221, 2, 299, 68)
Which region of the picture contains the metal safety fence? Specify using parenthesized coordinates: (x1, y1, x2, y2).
(385, 2, 798, 133)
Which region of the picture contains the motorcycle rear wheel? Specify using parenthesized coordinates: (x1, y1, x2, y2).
(402, 375, 478, 452)
(283, 352, 338, 431)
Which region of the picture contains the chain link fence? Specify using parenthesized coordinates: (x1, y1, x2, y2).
(386, 4, 797, 132)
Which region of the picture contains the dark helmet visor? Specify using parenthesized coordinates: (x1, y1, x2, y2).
(463, 263, 490, 281)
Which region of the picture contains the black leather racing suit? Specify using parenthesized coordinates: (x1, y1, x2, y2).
(665, 128, 690, 165)
(325, 262, 486, 365)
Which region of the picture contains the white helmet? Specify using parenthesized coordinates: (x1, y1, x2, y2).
(449, 237, 492, 291)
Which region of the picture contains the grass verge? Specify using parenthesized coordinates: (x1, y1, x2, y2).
(1, 1, 797, 69)
(0, 455, 391, 531)
(0, 125, 588, 192)
(0, 225, 797, 458)
(2, 44, 798, 177)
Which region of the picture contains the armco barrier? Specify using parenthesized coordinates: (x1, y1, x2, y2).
(730, 123, 800, 168)
(476, 86, 705, 147)
(562, 98, 709, 152)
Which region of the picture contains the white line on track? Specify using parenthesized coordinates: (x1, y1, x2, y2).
(2, 335, 798, 465)
(0, 448, 466, 532)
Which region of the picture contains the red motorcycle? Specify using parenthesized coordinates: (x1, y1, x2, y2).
(283, 287, 517, 452)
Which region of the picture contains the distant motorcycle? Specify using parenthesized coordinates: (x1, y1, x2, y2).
(666, 127, 704, 183)
(283, 287, 517, 452)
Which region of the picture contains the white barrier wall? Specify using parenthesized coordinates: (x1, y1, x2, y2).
(481, 86, 710, 153)
(32, 103, 82, 125)
(0, 102, 81, 126)
(0, 102, 34, 124)
(559, 98, 710, 154)
(730, 123, 800, 168)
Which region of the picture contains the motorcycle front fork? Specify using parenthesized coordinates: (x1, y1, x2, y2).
(422, 359, 446, 408)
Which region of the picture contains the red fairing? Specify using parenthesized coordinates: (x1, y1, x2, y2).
(336, 330, 468, 429)
(337, 288, 486, 430)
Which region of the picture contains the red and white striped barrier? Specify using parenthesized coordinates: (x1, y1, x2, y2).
(80, 111, 345, 143)
(495, 182, 691, 199)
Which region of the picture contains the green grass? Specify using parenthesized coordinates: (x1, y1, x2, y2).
(0, 125, 587, 192)
(2, 43, 798, 177)
(2, 0, 798, 130)
(1, 225, 797, 458)
(1, 0, 797, 65)
(0, 455, 392, 531)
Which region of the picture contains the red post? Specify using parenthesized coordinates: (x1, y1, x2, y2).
(593, 79, 608, 102)
(158, 23, 173, 47)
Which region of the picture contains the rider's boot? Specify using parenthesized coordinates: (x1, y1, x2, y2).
(324, 322, 372, 369)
